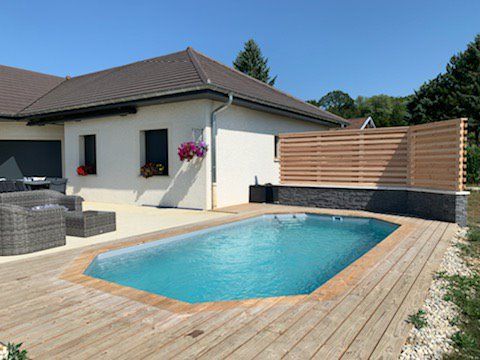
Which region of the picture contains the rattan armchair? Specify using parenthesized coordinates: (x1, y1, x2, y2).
(0, 204, 66, 255)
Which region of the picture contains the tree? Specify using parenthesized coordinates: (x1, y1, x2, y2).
(233, 39, 277, 86)
(308, 91, 410, 125)
(308, 90, 355, 118)
(355, 95, 411, 127)
(408, 34, 480, 141)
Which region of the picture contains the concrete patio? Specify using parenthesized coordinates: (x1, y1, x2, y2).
(0, 202, 229, 264)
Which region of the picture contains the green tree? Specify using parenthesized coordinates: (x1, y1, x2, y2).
(309, 91, 411, 125)
(355, 95, 411, 127)
(408, 34, 480, 142)
(308, 90, 355, 118)
(233, 39, 277, 86)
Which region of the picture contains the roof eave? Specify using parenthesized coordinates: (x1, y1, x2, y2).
(24, 87, 344, 127)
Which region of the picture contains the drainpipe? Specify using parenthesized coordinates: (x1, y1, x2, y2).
(210, 93, 233, 208)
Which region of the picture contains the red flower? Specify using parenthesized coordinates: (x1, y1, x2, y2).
(77, 165, 95, 176)
(77, 166, 88, 176)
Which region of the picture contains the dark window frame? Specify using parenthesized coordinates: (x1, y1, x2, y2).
(274, 135, 280, 160)
(144, 129, 169, 176)
(83, 135, 97, 175)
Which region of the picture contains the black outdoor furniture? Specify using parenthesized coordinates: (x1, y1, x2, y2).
(15, 181, 27, 192)
(0, 180, 16, 193)
(65, 211, 116, 237)
(0, 178, 68, 194)
(46, 178, 68, 194)
(249, 184, 278, 204)
(23, 180, 51, 191)
(0, 180, 27, 193)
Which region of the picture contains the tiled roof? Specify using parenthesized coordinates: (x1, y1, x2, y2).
(0, 65, 63, 116)
(20, 50, 205, 115)
(191, 49, 345, 124)
(345, 117, 369, 129)
(2, 48, 345, 125)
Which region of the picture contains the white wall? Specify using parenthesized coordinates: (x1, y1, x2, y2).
(64, 100, 210, 209)
(62, 99, 331, 210)
(0, 120, 64, 140)
(214, 104, 329, 208)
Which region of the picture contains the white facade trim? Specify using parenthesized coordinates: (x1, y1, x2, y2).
(360, 116, 376, 129)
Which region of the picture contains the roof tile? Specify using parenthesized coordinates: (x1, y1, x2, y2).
(0, 65, 63, 116)
(2, 48, 344, 125)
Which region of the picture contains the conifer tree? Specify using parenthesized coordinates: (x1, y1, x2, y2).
(233, 39, 277, 86)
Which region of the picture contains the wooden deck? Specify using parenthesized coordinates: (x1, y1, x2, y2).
(0, 204, 458, 359)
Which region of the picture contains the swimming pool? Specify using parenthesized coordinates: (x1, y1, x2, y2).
(85, 214, 398, 303)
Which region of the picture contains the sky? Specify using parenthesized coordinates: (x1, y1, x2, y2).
(1, 0, 479, 101)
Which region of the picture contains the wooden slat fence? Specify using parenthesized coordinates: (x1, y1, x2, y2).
(280, 118, 467, 192)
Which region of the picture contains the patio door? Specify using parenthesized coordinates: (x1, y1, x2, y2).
(0, 140, 62, 177)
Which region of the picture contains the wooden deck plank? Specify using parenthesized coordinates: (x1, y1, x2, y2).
(195, 300, 301, 359)
(151, 299, 275, 359)
(254, 220, 430, 359)
(280, 221, 440, 359)
(367, 223, 459, 359)
(310, 222, 447, 359)
(0, 204, 458, 360)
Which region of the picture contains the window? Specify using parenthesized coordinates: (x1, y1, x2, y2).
(144, 129, 168, 175)
(274, 135, 280, 160)
(82, 135, 96, 174)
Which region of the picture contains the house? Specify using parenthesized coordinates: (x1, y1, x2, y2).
(344, 116, 376, 129)
(0, 47, 346, 209)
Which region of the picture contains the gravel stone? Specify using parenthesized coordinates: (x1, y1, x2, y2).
(399, 230, 471, 359)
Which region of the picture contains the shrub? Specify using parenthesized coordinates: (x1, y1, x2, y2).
(466, 144, 480, 184)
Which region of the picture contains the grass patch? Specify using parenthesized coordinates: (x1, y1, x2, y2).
(467, 190, 480, 227)
(443, 227, 480, 360)
(407, 309, 428, 329)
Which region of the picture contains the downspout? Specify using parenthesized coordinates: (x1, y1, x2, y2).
(210, 93, 233, 208)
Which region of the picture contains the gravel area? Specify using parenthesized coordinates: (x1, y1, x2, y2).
(400, 229, 472, 359)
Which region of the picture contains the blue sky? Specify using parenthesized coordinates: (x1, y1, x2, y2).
(1, 0, 478, 100)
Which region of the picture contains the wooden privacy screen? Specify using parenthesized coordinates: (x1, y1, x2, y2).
(279, 118, 467, 192)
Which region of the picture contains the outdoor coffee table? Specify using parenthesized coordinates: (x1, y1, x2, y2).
(66, 211, 116, 237)
(22, 180, 51, 191)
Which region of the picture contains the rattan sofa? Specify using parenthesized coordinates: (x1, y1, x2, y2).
(0, 204, 66, 255)
(0, 190, 83, 255)
(0, 190, 83, 212)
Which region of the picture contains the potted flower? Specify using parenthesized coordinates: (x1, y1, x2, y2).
(178, 141, 208, 162)
(77, 165, 95, 176)
(140, 162, 166, 178)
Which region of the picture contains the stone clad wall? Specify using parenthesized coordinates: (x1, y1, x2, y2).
(264, 185, 468, 226)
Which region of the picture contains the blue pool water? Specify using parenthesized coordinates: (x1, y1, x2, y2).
(85, 214, 397, 303)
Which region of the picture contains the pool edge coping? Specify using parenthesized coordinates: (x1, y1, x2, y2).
(60, 206, 417, 314)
